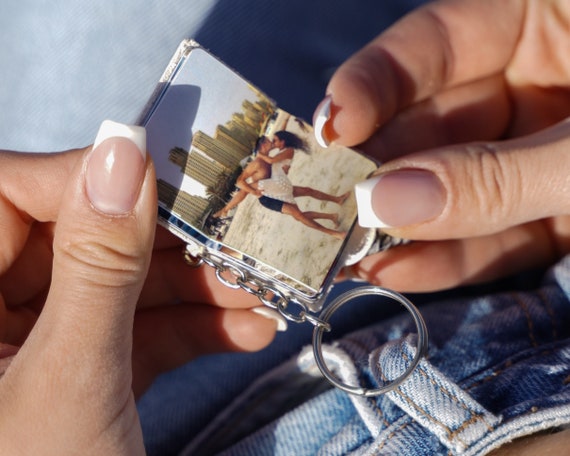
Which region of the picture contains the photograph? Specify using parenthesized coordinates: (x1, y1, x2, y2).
(211, 112, 376, 291)
(143, 43, 377, 294)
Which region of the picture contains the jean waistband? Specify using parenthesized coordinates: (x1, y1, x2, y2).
(186, 257, 570, 455)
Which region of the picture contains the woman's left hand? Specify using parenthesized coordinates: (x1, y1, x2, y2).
(0, 129, 277, 453)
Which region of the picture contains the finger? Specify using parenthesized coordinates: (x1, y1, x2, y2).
(131, 304, 278, 396)
(360, 74, 511, 162)
(0, 343, 19, 376)
(153, 225, 185, 249)
(0, 121, 153, 453)
(315, 0, 524, 146)
(18, 120, 156, 370)
(0, 148, 84, 221)
(355, 118, 570, 240)
(140, 247, 262, 309)
(0, 222, 54, 308)
(0, 294, 38, 346)
(351, 221, 557, 293)
(0, 149, 84, 274)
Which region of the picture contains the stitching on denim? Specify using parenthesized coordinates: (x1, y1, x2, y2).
(538, 289, 558, 340)
(394, 387, 460, 441)
(393, 382, 497, 450)
(464, 366, 505, 391)
(401, 352, 495, 433)
(512, 292, 538, 347)
(381, 351, 495, 446)
(449, 413, 493, 439)
(378, 363, 456, 440)
(465, 290, 557, 391)
(370, 399, 391, 429)
(465, 349, 556, 391)
(372, 418, 411, 453)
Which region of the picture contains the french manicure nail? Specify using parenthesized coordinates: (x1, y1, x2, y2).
(86, 120, 147, 215)
(313, 95, 332, 148)
(251, 307, 288, 332)
(355, 169, 446, 228)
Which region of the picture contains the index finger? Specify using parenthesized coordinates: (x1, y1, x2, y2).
(0, 149, 84, 274)
(323, 0, 524, 146)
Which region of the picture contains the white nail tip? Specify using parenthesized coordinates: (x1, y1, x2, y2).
(93, 120, 147, 157)
(251, 307, 288, 332)
(314, 96, 331, 148)
(354, 176, 390, 228)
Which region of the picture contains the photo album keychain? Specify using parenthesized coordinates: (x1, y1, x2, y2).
(137, 40, 428, 397)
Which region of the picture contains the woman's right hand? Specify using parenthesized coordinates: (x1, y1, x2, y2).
(315, 0, 570, 292)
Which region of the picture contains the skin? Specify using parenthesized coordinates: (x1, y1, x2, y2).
(214, 138, 347, 239)
(317, 0, 570, 453)
(321, 0, 570, 292)
(0, 145, 277, 454)
(258, 138, 350, 204)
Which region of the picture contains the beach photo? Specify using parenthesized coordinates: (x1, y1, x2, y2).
(213, 113, 376, 290)
(143, 43, 376, 293)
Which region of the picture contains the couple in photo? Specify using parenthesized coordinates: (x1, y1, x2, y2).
(214, 130, 348, 240)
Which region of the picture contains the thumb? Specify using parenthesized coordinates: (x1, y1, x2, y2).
(35, 120, 156, 362)
(0, 121, 155, 454)
(355, 118, 570, 240)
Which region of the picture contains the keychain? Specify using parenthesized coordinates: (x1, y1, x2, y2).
(137, 40, 428, 396)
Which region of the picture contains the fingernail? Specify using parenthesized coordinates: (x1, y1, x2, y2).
(251, 307, 288, 332)
(355, 169, 446, 228)
(313, 95, 333, 148)
(86, 120, 147, 215)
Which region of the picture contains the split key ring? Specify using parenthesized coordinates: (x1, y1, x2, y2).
(312, 286, 429, 397)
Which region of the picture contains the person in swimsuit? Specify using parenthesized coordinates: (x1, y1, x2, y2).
(214, 134, 347, 240)
(256, 131, 349, 204)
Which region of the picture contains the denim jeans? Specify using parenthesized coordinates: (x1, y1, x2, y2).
(181, 255, 570, 455)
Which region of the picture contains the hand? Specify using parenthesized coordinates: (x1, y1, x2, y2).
(0, 122, 278, 453)
(316, 0, 570, 292)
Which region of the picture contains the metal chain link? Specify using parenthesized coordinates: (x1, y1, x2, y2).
(184, 245, 331, 331)
(183, 244, 427, 398)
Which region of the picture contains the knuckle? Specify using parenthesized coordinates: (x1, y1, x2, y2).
(55, 234, 144, 287)
(464, 144, 522, 224)
(419, 7, 456, 86)
(342, 55, 384, 109)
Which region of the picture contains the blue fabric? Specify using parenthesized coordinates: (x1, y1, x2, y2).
(0, 0, 218, 152)
(0, 0, 426, 152)
(184, 256, 570, 455)
(138, 280, 414, 455)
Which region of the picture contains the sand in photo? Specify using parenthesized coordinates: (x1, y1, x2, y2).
(221, 115, 376, 289)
